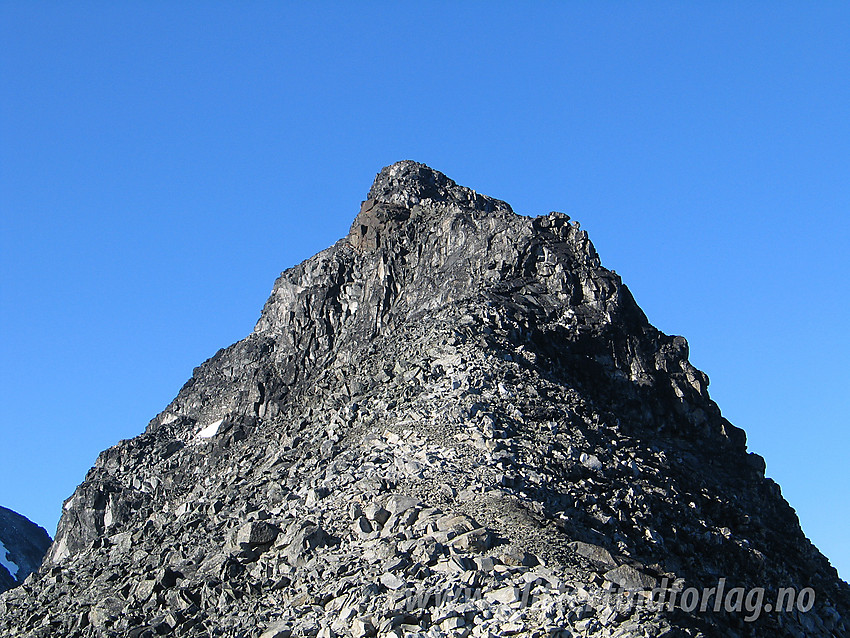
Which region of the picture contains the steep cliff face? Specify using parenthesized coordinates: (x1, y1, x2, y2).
(0, 506, 52, 594)
(2, 161, 846, 637)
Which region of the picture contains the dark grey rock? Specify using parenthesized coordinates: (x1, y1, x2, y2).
(570, 540, 618, 569)
(0, 506, 52, 593)
(603, 564, 658, 591)
(236, 521, 279, 547)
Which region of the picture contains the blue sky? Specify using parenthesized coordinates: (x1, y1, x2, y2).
(1, 3, 847, 580)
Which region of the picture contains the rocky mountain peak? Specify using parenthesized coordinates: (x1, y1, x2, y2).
(2, 163, 847, 637)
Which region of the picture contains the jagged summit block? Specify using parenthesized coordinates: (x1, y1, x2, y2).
(350, 162, 511, 253)
(1, 162, 846, 637)
(366, 160, 511, 210)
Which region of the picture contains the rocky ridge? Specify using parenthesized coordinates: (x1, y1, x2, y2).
(0, 506, 52, 594)
(1, 161, 847, 637)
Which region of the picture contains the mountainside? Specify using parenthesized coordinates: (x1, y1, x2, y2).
(1, 161, 846, 638)
(0, 506, 52, 594)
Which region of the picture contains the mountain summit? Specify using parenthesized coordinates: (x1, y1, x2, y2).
(2, 162, 847, 637)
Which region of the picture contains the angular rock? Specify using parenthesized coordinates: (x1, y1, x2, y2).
(603, 565, 658, 591)
(385, 495, 420, 516)
(451, 528, 492, 553)
(260, 622, 292, 638)
(379, 572, 404, 590)
(484, 586, 521, 605)
(570, 541, 618, 569)
(237, 521, 280, 547)
(351, 617, 376, 638)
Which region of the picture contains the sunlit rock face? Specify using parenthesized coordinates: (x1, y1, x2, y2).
(2, 162, 847, 637)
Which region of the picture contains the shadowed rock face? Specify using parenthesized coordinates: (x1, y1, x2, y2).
(1, 161, 847, 637)
(0, 506, 52, 594)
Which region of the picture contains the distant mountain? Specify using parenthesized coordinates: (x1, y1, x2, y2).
(1, 162, 847, 636)
(0, 506, 51, 593)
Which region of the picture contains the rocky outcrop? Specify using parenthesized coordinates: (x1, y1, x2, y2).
(0, 506, 52, 594)
(1, 161, 847, 637)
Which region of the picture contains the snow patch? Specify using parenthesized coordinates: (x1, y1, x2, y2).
(0, 539, 20, 580)
(196, 418, 224, 439)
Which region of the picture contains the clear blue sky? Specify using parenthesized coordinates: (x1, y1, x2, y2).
(1, 4, 847, 580)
